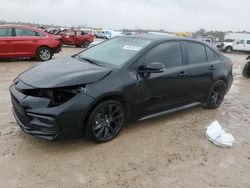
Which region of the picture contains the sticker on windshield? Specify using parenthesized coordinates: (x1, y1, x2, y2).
(123, 45, 142, 51)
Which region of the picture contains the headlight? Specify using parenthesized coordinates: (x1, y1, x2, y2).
(19, 85, 87, 107)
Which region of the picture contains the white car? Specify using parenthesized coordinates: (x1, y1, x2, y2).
(222, 39, 250, 53)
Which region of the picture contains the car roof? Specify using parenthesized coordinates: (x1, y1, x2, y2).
(0, 24, 49, 35)
(124, 34, 214, 48)
(125, 33, 202, 43)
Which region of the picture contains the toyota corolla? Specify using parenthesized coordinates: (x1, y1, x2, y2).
(9, 34, 233, 142)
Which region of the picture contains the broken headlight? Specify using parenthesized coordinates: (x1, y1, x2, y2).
(19, 85, 87, 107)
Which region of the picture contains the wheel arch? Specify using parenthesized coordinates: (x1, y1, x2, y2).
(35, 45, 52, 54)
(83, 93, 131, 131)
(225, 45, 233, 51)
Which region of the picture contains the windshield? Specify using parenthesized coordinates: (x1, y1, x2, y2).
(78, 37, 152, 66)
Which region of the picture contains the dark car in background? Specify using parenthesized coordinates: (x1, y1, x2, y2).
(0, 25, 62, 61)
(9, 35, 233, 143)
(58, 29, 94, 48)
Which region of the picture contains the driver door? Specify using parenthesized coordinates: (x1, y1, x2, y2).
(234, 40, 246, 51)
(137, 41, 188, 117)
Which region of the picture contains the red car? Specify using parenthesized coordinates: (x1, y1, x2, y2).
(0, 25, 62, 61)
(58, 29, 94, 48)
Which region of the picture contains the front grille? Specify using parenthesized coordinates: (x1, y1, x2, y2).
(11, 95, 31, 128)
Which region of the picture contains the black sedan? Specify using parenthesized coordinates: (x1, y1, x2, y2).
(10, 34, 233, 142)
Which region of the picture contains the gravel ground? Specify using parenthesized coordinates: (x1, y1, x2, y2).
(0, 47, 249, 188)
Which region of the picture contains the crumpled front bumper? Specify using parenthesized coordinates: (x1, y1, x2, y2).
(9, 83, 95, 140)
(11, 93, 59, 140)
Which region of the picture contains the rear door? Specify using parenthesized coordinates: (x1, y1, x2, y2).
(13, 28, 40, 56)
(245, 40, 250, 51)
(0, 27, 15, 57)
(63, 30, 76, 45)
(181, 41, 215, 100)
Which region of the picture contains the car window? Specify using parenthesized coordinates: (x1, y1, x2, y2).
(0, 28, 12, 37)
(184, 41, 206, 64)
(36, 32, 46, 36)
(240, 40, 245, 44)
(66, 30, 75, 36)
(145, 41, 182, 68)
(247, 40, 250, 45)
(15, 28, 36, 36)
(79, 37, 152, 66)
(206, 47, 217, 62)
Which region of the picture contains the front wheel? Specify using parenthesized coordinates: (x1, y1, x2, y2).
(84, 100, 126, 143)
(203, 80, 227, 109)
(36, 47, 52, 61)
(225, 46, 233, 53)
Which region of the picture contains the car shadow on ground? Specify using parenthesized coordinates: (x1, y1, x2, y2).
(0, 58, 36, 63)
(19, 105, 207, 153)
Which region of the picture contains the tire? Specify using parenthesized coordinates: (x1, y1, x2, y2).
(242, 63, 250, 78)
(203, 80, 227, 109)
(225, 46, 233, 53)
(83, 41, 90, 48)
(84, 100, 126, 143)
(36, 47, 52, 61)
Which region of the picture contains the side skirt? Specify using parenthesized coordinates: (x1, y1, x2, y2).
(138, 102, 201, 121)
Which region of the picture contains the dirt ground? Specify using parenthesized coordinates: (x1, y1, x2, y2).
(0, 47, 249, 188)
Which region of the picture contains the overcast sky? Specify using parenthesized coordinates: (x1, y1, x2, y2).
(0, 0, 249, 32)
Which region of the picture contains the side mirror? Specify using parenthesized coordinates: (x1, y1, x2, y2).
(145, 62, 165, 73)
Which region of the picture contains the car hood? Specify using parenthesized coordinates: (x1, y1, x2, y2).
(18, 57, 113, 88)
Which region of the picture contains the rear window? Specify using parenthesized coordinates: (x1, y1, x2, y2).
(206, 47, 217, 62)
(15, 28, 36, 36)
(66, 30, 75, 36)
(36, 32, 46, 37)
(184, 41, 207, 64)
(0, 28, 12, 37)
(247, 40, 250, 45)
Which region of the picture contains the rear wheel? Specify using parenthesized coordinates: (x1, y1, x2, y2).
(84, 100, 126, 143)
(83, 41, 90, 48)
(36, 47, 52, 61)
(242, 63, 250, 78)
(203, 80, 227, 109)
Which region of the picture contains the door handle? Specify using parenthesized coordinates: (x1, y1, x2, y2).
(178, 71, 188, 77)
(209, 65, 216, 70)
(32, 40, 38, 42)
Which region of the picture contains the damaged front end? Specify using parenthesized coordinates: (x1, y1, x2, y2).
(10, 80, 94, 140)
(16, 84, 87, 107)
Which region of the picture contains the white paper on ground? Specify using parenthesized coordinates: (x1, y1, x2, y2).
(206, 121, 235, 147)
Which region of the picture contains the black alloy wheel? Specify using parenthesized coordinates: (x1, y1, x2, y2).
(85, 100, 125, 142)
(205, 80, 227, 109)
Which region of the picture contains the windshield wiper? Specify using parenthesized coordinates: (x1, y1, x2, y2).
(74, 55, 101, 66)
